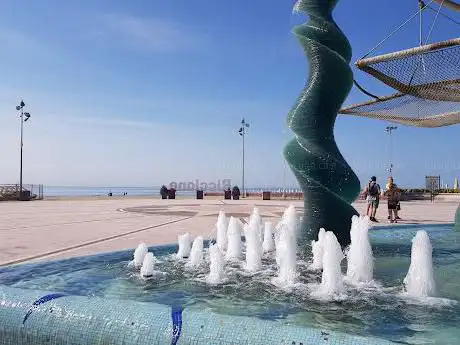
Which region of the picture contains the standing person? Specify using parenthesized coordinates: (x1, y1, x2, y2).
(363, 176, 381, 222)
(385, 176, 401, 223)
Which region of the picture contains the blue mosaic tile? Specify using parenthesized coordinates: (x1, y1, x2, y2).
(0, 285, 394, 345)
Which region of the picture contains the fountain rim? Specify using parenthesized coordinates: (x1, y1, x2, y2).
(0, 283, 395, 345)
(370, 222, 454, 230)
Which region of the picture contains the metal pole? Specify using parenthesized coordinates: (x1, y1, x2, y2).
(242, 128, 245, 198)
(385, 126, 397, 175)
(239, 119, 249, 198)
(419, 0, 424, 46)
(19, 107, 24, 200)
(389, 129, 393, 174)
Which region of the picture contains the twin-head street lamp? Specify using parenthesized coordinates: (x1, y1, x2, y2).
(385, 125, 397, 175)
(239, 118, 250, 198)
(16, 100, 31, 200)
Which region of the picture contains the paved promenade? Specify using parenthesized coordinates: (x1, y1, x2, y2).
(0, 198, 457, 266)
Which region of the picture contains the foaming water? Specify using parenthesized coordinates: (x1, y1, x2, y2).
(244, 222, 263, 272)
(284, 204, 299, 235)
(249, 208, 264, 239)
(403, 230, 436, 297)
(140, 252, 155, 278)
(313, 231, 345, 298)
(310, 228, 326, 270)
(346, 216, 374, 284)
(226, 217, 242, 260)
(274, 223, 297, 285)
(403, 295, 457, 308)
(262, 222, 275, 253)
(176, 233, 192, 258)
(216, 211, 229, 251)
(274, 204, 298, 265)
(187, 236, 204, 267)
(132, 243, 148, 267)
(207, 243, 225, 284)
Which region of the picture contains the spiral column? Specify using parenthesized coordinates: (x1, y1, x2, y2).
(285, 0, 361, 247)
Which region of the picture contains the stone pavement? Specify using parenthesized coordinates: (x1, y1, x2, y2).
(0, 198, 457, 266)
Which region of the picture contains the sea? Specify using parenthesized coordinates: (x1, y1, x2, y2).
(43, 186, 302, 198)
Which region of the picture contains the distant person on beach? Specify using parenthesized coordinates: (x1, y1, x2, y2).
(232, 186, 241, 200)
(363, 176, 380, 222)
(160, 185, 168, 199)
(385, 176, 401, 223)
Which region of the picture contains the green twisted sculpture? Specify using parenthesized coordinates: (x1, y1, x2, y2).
(285, 0, 361, 247)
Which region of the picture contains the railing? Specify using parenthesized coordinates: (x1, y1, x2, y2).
(0, 184, 44, 201)
(203, 191, 304, 200)
(246, 191, 304, 200)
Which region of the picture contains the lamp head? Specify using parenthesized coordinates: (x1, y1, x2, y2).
(16, 105, 21, 111)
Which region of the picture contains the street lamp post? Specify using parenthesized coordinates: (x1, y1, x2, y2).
(239, 119, 250, 198)
(16, 100, 31, 201)
(385, 125, 397, 175)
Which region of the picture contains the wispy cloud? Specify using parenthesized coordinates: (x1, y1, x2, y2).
(0, 28, 55, 59)
(98, 14, 205, 53)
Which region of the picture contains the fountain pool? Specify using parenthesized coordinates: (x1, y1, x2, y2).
(0, 223, 459, 345)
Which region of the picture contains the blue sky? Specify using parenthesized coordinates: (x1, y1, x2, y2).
(0, 0, 459, 188)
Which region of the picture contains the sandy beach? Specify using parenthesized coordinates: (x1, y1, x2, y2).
(0, 198, 457, 266)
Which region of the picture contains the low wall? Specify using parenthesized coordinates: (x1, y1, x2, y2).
(430, 193, 460, 202)
(204, 191, 303, 200)
(205, 191, 460, 202)
(0, 285, 393, 345)
(245, 192, 303, 200)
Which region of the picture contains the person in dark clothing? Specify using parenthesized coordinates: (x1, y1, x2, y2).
(363, 176, 381, 222)
(232, 186, 240, 200)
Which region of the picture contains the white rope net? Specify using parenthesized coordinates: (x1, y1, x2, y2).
(340, 38, 460, 127)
